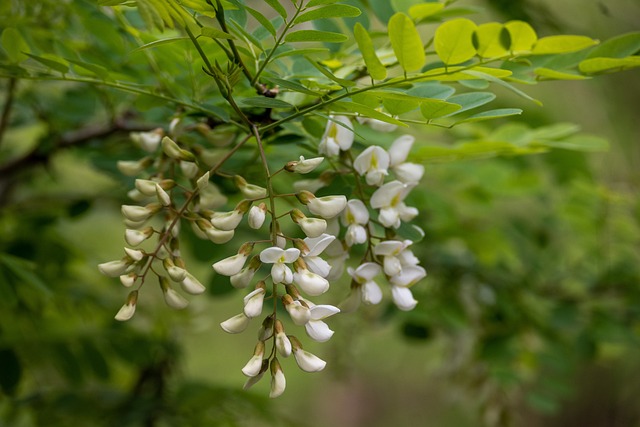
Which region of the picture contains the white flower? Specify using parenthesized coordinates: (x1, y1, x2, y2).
(165, 261, 187, 282)
(390, 265, 427, 287)
(180, 160, 199, 178)
(293, 263, 330, 296)
(114, 291, 138, 321)
(342, 199, 369, 246)
(353, 146, 390, 186)
(323, 238, 349, 281)
(199, 184, 227, 209)
(120, 273, 136, 287)
(286, 156, 324, 174)
(388, 135, 424, 183)
(135, 179, 158, 196)
(269, 360, 286, 398)
(391, 286, 418, 311)
(125, 227, 153, 246)
(243, 360, 268, 390)
(163, 287, 189, 309)
(117, 158, 151, 176)
(304, 303, 340, 342)
(212, 253, 248, 276)
(230, 257, 261, 289)
(204, 226, 235, 244)
(220, 312, 251, 334)
(283, 295, 311, 325)
(370, 180, 418, 228)
(130, 128, 163, 152)
(98, 260, 131, 277)
(242, 342, 265, 377)
(243, 286, 266, 318)
(275, 320, 292, 357)
(348, 262, 383, 305)
(292, 343, 326, 373)
(299, 217, 327, 238)
(235, 176, 267, 199)
(181, 272, 206, 295)
(260, 247, 300, 284)
(304, 194, 347, 219)
(210, 210, 243, 231)
(121, 204, 157, 222)
(248, 203, 267, 229)
(301, 234, 335, 278)
(156, 184, 171, 206)
(197, 171, 210, 190)
(318, 115, 354, 156)
(374, 240, 411, 276)
(124, 247, 144, 262)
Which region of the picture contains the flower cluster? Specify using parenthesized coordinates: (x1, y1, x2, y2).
(100, 112, 427, 397)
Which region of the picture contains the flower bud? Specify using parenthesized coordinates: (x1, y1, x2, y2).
(303, 194, 347, 219)
(180, 160, 199, 178)
(282, 294, 310, 326)
(125, 227, 153, 246)
(124, 247, 144, 262)
(275, 320, 292, 357)
(248, 203, 267, 229)
(114, 290, 138, 321)
(243, 282, 266, 318)
(220, 312, 250, 334)
(242, 341, 265, 377)
(160, 276, 189, 309)
(117, 157, 152, 176)
(181, 272, 206, 295)
(162, 136, 195, 161)
(243, 359, 269, 390)
(121, 203, 161, 222)
(120, 273, 137, 287)
(197, 171, 210, 190)
(391, 286, 418, 311)
(98, 259, 131, 277)
(156, 184, 171, 206)
(258, 314, 274, 341)
(130, 128, 163, 152)
(269, 359, 286, 398)
(293, 259, 329, 296)
(230, 256, 261, 289)
(290, 336, 326, 372)
(235, 175, 267, 199)
(285, 156, 324, 174)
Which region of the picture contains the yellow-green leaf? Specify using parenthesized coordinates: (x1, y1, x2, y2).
(505, 20, 537, 53)
(388, 13, 425, 72)
(285, 30, 348, 43)
(408, 3, 444, 20)
(25, 53, 68, 74)
(474, 23, 509, 58)
(456, 108, 522, 124)
(200, 27, 235, 40)
(532, 35, 599, 55)
(534, 67, 590, 80)
(578, 56, 640, 74)
(334, 101, 408, 127)
(354, 22, 386, 80)
(420, 99, 462, 119)
(264, 0, 287, 19)
(1, 28, 30, 62)
(435, 18, 477, 65)
(294, 4, 362, 24)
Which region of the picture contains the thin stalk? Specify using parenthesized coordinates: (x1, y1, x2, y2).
(251, 124, 277, 245)
(0, 77, 17, 149)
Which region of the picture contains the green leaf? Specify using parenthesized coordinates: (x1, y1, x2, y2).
(474, 23, 509, 58)
(505, 20, 537, 53)
(246, 6, 276, 38)
(532, 35, 599, 55)
(446, 92, 496, 114)
(536, 134, 609, 151)
(586, 31, 640, 59)
(239, 97, 293, 109)
(333, 101, 408, 127)
(456, 108, 522, 124)
(307, 0, 343, 6)
(420, 99, 462, 119)
(391, 0, 423, 13)
(408, 83, 456, 100)
(295, 5, 362, 24)
(200, 26, 236, 40)
(66, 58, 109, 79)
(415, 141, 532, 163)
(388, 13, 425, 72)
(24, 53, 69, 73)
(354, 22, 386, 80)
(408, 3, 444, 20)
(534, 67, 590, 80)
(265, 77, 319, 96)
(410, 66, 512, 83)
(306, 57, 356, 87)
(578, 56, 640, 74)
(285, 30, 348, 43)
(463, 69, 541, 105)
(264, 0, 288, 19)
(531, 123, 580, 140)
(434, 18, 477, 65)
(1, 28, 30, 62)
(131, 36, 189, 53)
(137, 0, 165, 31)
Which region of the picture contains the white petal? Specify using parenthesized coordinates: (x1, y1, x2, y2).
(163, 288, 189, 309)
(230, 267, 256, 289)
(393, 162, 425, 183)
(304, 256, 332, 278)
(286, 302, 311, 325)
(242, 355, 264, 377)
(299, 218, 327, 238)
(391, 286, 418, 311)
(121, 205, 153, 222)
(293, 349, 326, 372)
(276, 332, 292, 357)
(210, 210, 243, 231)
(351, 262, 381, 282)
(383, 255, 402, 277)
(243, 288, 265, 318)
(260, 247, 284, 263)
(307, 195, 347, 219)
(98, 260, 130, 277)
(181, 272, 206, 295)
(309, 304, 340, 320)
(167, 265, 187, 282)
(212, 254, 247, 276)
(388, 135, 415, 166)
(378, 207, 400, 228)
(390, 265, 427, 287)
(125, 228, 150, 246)
(114, 303, 136, 321)
(374, 240, 405, 256)
(370, 180, 406, 209)
(248, 205, 266, 229)
(346, 224, 367, 246)
(292, 156, 324, 174)
(362, 281, 383, 305)
(283, 248, 301, 263)
(293, 270, 330, 296)
(304, 234, 336, 257)
(398, 249, 420, 266)
(269, 367, 286, 398)
(271, 263, 286, 284)
(220, 313, 250, 334)
(205, 227, 235, 244)
(305, 320, 334, 342)
(398, 203, 419, 222)
(342, 199, 369, 225)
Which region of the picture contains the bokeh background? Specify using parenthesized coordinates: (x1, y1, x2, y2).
(1, 0, 639, 426)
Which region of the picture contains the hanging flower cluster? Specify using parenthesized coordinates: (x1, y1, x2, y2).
(99, 112, 427, 397)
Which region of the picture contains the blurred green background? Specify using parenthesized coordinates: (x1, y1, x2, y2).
(1, 0, 639, 426)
